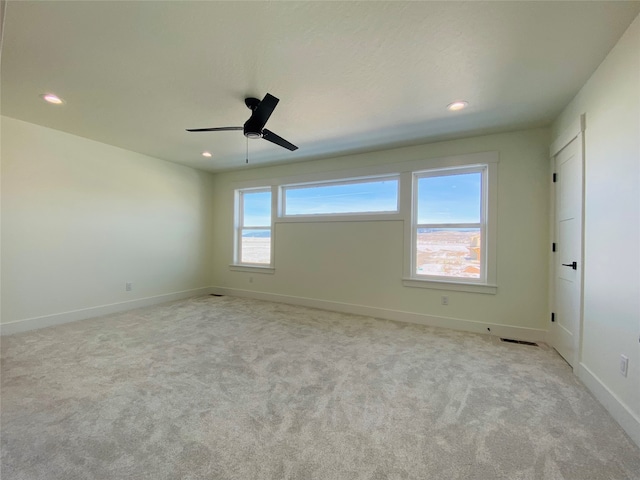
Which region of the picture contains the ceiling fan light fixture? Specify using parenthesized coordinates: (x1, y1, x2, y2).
(41, 93, 64, 105)
(447, 100, 468, 111)
(244, 132, 262, 139)
(202, 151, 212, 157)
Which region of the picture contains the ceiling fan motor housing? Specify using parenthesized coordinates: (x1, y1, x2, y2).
(243, 126, 263, 139)
(244, 97, 264, 138)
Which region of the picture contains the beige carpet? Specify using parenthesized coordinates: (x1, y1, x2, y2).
(1, 295, 639, 479)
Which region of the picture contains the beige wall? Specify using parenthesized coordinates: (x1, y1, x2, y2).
(552, 14, 640, 439)
(211, 128, 550, 336)
(1, 116, 215, 326)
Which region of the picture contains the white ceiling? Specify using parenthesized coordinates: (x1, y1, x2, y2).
(2, 1, 639, 172)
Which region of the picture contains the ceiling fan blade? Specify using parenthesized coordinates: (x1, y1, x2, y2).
(247, 93, 279, 131)
(186, 126, 243, 132)
(262, 129, 298, 151)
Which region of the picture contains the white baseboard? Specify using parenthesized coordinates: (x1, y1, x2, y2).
(0, 287, 213, 335)
(576, 363, 640, 448)
(210, 286, 548, 343)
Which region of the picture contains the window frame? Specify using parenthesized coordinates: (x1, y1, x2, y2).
(402, 159, 497, 294)
(232, 186, 275, 271)
(411, 165, 487, 282)
(279, 174, 401, 219)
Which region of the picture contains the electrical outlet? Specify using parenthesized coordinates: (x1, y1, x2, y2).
(441, 296, 449, 306)
(620, 354, 629, 377)
(125, 282, 133, 292)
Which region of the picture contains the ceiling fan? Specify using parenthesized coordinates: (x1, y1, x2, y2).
(186, 93, 298, 151)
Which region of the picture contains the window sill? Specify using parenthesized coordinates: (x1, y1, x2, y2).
(402, 278, 497, 294)
(229, 264, 275, 274)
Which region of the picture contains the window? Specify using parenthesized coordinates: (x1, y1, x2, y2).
(411, 166, 488, 283)
(231, 151, 497, 290)
(281, 176, 399, 217)
(235, 188, 272, 266)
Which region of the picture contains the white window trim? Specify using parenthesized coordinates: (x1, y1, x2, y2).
(279, 174, 401, 220)
(228, 264, 275, 274)
(413, 165, 487, 283)
(401, 278, 497, 294)
(231, 185, 276, 270)
(402, 160, 498, 294)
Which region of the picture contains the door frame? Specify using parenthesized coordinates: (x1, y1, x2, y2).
(548, 113, 586, 368)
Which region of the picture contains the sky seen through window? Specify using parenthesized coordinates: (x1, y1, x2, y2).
(242, 173, 482, 236)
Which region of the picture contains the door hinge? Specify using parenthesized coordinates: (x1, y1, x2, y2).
(552, 242, 556, 252)
(553, 173, 557, 183)
(551, 312, 555, 323)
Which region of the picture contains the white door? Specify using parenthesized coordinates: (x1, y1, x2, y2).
(550, 135, 583, 367)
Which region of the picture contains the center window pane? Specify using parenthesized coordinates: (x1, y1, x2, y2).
(417, 173, 481, 224)
(284, 178, 399, 216)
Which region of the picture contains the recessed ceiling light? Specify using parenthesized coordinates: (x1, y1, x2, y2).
(447, 101, 468, 111)
(40, 93, 64, 105)
(202, 151, 212, 158)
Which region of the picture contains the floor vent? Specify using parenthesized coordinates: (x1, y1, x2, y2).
(500, 338, 538, 347)
(210, 294, 224, 297)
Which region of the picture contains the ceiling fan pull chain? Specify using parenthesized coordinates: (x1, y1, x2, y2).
(246, 136, 249, 164)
